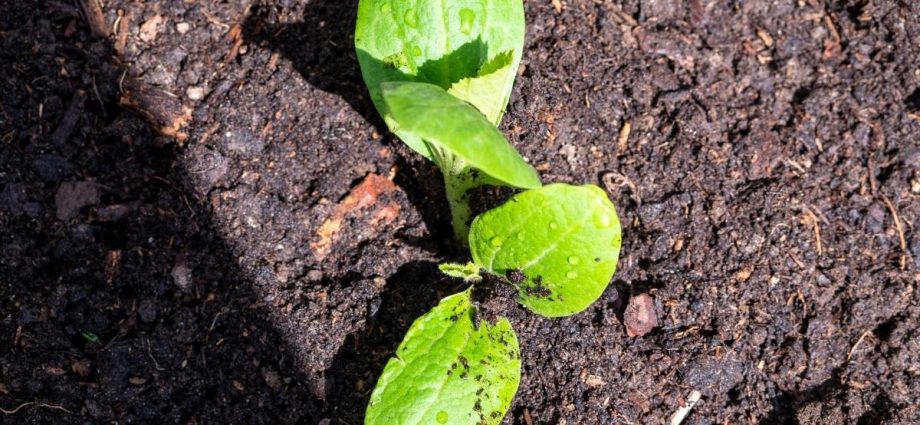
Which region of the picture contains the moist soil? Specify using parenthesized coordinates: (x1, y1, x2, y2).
(2, 0, 919, 424)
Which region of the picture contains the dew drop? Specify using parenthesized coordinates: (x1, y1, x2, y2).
(515, 232, 526, 241)
(490, 236, 503, 247)
(404, 9, 419, 28)
(459, 8, 475, 34)
(436, 411, 449, 423)
(549, 221, 559, 230)
(409, 45, 422, 57)
(567, 256, 580, 265)
(566, 270, 578, 279)
(379, 2, 392, 13)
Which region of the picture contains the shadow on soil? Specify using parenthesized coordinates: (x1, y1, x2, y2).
(241, 1, 511, 252)
(241, 1, 382, 133)
(0, 1, 318, 423)
(758, 368, 896, 425)
(322, 260, 463, 422)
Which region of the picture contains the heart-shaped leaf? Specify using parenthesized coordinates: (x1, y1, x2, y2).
(366, 289, 521, 425)
(469, 184, 622, 317)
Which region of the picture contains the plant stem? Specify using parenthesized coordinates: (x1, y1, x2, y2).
(443, 168, 476, 243)
(429, 144, 478, 243)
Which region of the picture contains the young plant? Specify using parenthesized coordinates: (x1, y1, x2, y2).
(354, 1, 625, 424)
(356, 0, 538, 241)
(365, 185, 622, 424)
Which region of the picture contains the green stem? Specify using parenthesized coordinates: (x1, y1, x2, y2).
(429, 144, 478, 243)
(444, 169, 476, 243)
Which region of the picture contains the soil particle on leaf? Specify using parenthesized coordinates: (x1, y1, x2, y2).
(522, 276, 553, 298)
(506, 269, 526, 284)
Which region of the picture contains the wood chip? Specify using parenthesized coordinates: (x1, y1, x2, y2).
(119, 77, 192, 142)
(625, 293, 658, 337)
(139, 14, 164, 43)
(584, 374, 606, 388)
(55, 181, 101, 221)
(311, 174, 400, 260)
(756, 29, 774, 47)
(617, 121, 632, 153)
(822, 15, 841, 60)
(71, 359, 92, 377)
(79, 0, 110, 38)
(551, 0, 563, 13)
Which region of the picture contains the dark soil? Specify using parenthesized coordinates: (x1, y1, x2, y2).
(2, 0, 918, 424)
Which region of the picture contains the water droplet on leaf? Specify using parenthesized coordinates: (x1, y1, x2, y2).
(436, 411, 449, 423)
(404, 9, 419, 27)
(549, 221, 559, 230)
(567, 256, 580, 265)
(515, 232, 526, 241)
(490, 236, 502, 247)
(409, 45, 422, 57)
(566, 270, 578, 279)
(379, 2, 392, 13)
(459, 8, 475, 34)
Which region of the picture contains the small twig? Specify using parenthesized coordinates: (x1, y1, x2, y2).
(802, 207, 823, 255)
(201, 7, 230, 31)
(669, 390, 702, 425)
(522, 408, 534, 425)
(91, 74, 106, 118)
(146, 338, 165, 371)
(1, 402, 72, 415)
(881, 196, 912, 270)
(848, 329, 874, 361)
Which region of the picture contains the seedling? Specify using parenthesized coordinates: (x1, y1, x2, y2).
(356, 0, 539, 241)
(366, 185, 622, 424)
(355, 1, 624, 424)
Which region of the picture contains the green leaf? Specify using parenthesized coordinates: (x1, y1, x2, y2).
(439, 262, 483, 282)
(381, 81, 541, 190)
(366, 289, 521, 425)
(447, 52, 515, 124)
(355, 0, 525, 157)
(468, 184, 623, 317)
